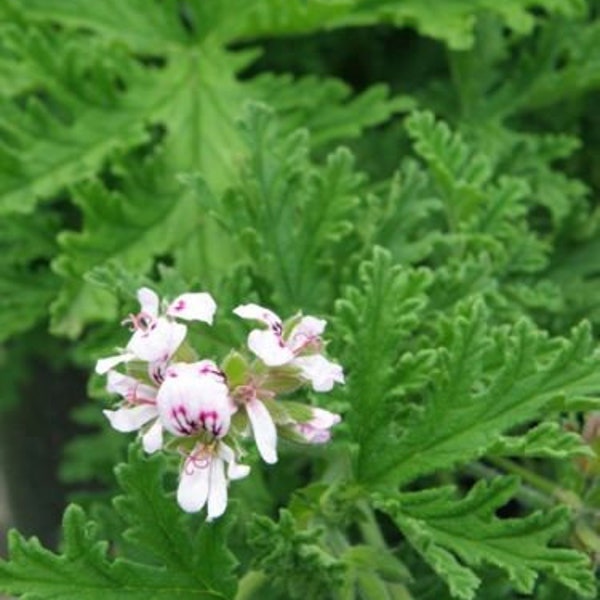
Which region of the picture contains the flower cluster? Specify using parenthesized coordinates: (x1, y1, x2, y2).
(96, 288, 343, 520)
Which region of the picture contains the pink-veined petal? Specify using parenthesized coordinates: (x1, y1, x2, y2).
(95, 352, 135, 375)
(233, 303, 281, 328)
(106, 371, 137, 395)
(246, 398, 278, 464)
(103, 404, 157, 432)
(142, 420, 163, 454)
(167, 292, 217, 324)
(293, 354, 345, 392)
(157, 364, 231, 438)
(177, 457, 210, 513)
(107, 371, 157, 402)
(137, 287, 160, 319)
(293, 424, 330, 444)
(248, 329, 294, 366)
(308, 407, 341, 429)
(193, 359, 225, 381)
(148, 361, 167, 385)
(292, 407, 341, 444)
(288, 316, 326, 351)
(127, 318, 187, 363)
(206, 456, 227, 521)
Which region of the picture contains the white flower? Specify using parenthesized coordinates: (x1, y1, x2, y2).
(233, 303, 345, 391)
(290, 406, 341, 444)
(156, 361, 233, 438)
(177, 441, 250, 519)
(96, 287, 217, 376)
(102, 371, 164, 453)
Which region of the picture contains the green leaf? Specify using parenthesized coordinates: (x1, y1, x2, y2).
(0, 27, 150, 215)
(367, 301, 600, 487)
(10, 0, 194, 54)
(0, 211, 60, 342)
(49, 156, 209, 337)
(334, 247, 432, 482)
(376, 477, 596, 599)
(211, 103, 366, 310)
(114, 448, 238, 598)
(490, 422, 594, 459)
(235, 0, 584, 50)
(0, 10, 401, 217)
(248, 509, 345, 600)
(254, 74, 413, 147)
(0, 449, 238, 599)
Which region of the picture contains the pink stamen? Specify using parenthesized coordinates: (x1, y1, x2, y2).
(125, 383, 156, 407)
(183, 447, 212, 474)
(122, 311, 155, 332)
(291, 334, 322, 356)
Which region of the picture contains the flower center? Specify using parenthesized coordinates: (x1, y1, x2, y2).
(123, 311, 156, 333)
(290, 331, 322, 354)
(182, 444, 214, 474)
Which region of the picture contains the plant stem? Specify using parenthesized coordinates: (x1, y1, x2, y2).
(235, 570, 269, 600)
(487, 456, 583, 510)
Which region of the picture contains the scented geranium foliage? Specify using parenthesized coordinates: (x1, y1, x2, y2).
(1, 2, 600, 600)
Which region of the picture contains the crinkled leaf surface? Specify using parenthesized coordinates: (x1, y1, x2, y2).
(337, 250, 600, 487)
(0, 3, 401, 215)
(376, 477, 596, 600)
(0, 449, 238, 599)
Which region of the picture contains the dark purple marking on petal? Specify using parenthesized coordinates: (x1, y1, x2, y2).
(198, 410, 220, 435)
(171, 406, 194, 435)
(173, 299, 186, 311)
(151, 364, 166, 384)
(199, 365, 226, 380)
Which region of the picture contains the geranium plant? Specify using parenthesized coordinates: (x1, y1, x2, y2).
(0, 1, 599, 599)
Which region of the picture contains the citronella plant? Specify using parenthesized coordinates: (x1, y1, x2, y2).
(0, 1, 599, 599)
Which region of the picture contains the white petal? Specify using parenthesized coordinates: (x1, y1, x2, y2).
(248, 329, 294, 366)
(191, 359, 225, 383)
(309, 407, 341, 429)
(167, 292, 217, 324)
(293, 354, 345, 392)
(294, 423, 332, 444)
(177, 455, 210, 513)
(207, 457, 227, 521)
(142, 420, 163, 454)
(137, 287, 160, 319)
(103, 404, 157, 432)
(127, 318, 187, 363)
(292, 407, 341, 444)
(106, 371, 136, 395)
(219, 442, 251, 480)
(233, 303, 281, 328)
(157, 365, 231, 438)
(107, 371, 157, 401)
(96, 353, 135, 375)
(246, 398, 278, 464)
(228, 462, 251, 480)
(288, 316, 326, 351)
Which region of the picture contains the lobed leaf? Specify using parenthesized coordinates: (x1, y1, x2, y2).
(0, 449, 238, 599)
(376, 477, 596, 599)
